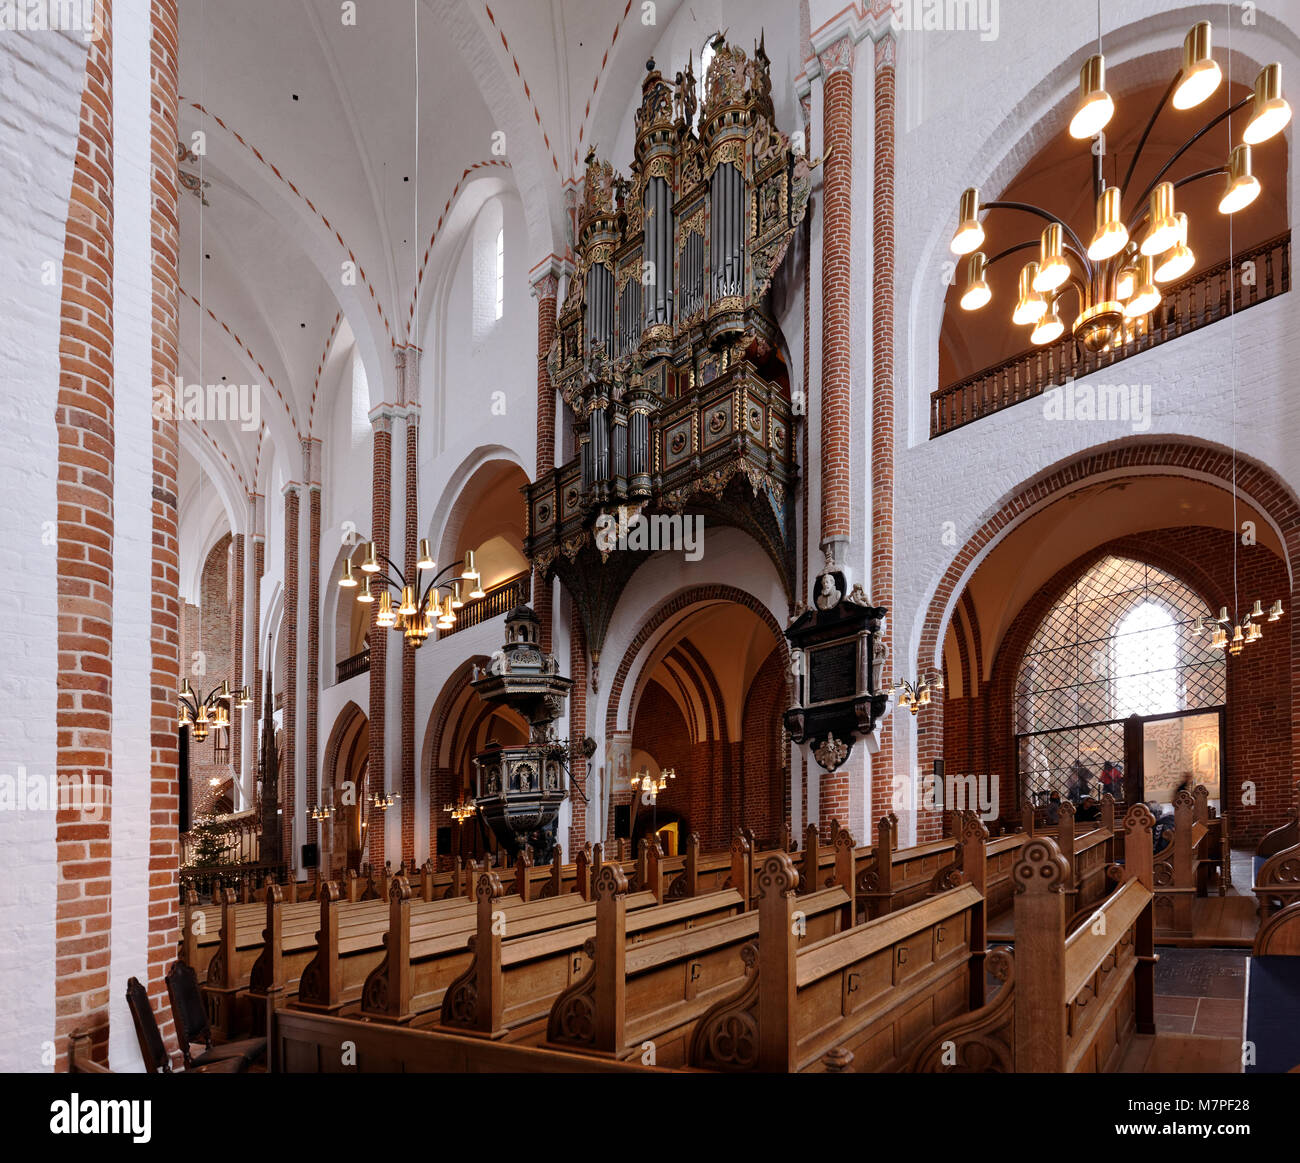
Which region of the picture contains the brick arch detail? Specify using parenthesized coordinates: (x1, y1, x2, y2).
(606, 585, 793, 736)
(917, 444, 1300, 678)
(978, 534, 1236, 810)
(911, 441, 1300, 840)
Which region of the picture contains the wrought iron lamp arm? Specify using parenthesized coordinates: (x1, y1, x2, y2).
(1120, 72, 1183, 197)
(1129, 95, 1252, 213)
(978, 201, 1094, 280)
(417, 561, 470, 608)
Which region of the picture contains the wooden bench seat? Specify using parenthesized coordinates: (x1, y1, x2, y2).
(541, 865, 849, 1066)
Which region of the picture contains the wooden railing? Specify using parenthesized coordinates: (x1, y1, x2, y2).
(180, 809, 263, 900)
(336, 647, 370, 684)
(180, 860, 288, 903)
(437, 571, 530, 639)
(931, 231, 1290, 438)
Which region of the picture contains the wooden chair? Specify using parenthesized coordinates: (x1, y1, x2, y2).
(125, 976, 243, 1074)
(165, 960, 267, 1070)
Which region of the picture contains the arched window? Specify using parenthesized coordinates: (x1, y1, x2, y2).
(1113, 601, 1178, 718)
(1015, 556, 1225, 805)
(494, 227, 505, 320)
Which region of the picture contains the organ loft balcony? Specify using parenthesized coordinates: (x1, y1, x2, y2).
(524, 38, 812, 666)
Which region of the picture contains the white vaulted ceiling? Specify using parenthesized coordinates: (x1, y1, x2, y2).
(174, 0, 688, 529)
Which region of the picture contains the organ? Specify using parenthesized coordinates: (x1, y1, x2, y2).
(525, 36, 812, 662)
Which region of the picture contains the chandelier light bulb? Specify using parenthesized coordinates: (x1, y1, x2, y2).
(1172, 22, 1221, 110)
(1115, 252, 1138, 300)
(357, 576, 374, 603)
(1013, 262, 1047, 324)
(1033, 223, 1071, 292)
(1154, 214, 1194, 282)
(1070, 54, 1114, 139)
(1192, 617, 1205, 637)
(959, 252, 991, 311)
(1250, 599, 1265, 620)
(339, 557, 357, 588)
(1246, 621, 1263, 643)
(1269, 599, 1284, 621)
(1123, 255, 1161, 318)
(399, 585, 417, 617)
(1141, 182, 1180, 256)
(950, 187, 984, 255)
(1243, 63, 1292, 145)
(461, 550, 478, 580)
(1218, 144, 1260, 214)
(417, 538, 435, 571)
(361, 541, 380, 573)
(1209, 626, 1227, 649)
(1030, 299, 1065, 344)
(1087, 187, 1129, 260)
(451, 580, 464, 609)
(377, 590, 395, 628)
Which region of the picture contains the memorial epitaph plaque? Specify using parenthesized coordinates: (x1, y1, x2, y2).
(784, 571, 889, 772)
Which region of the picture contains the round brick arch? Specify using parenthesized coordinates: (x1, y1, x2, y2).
(916, 439, 1300, 679)
(605, 585, 793, 736)
(911, 438, 1300, 831)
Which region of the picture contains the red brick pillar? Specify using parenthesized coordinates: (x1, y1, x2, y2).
(818, 36, 854, 563)
(282, 484, 301, 868)
(230, 533, 245, 788)
(305, 467, 321, 857)
(55, 3, 114, 1068)
(531, 268, 559, 652)
(567, 597, 587, 854)
(367, 414, 393, 871)
(871, 38, 897, 830)
(147, 0, 183, 1049)
(249, 502, 265, 803)
(303, 438, 321, 865)
(816, 34, 854, 833)
(401, 410, 418, 865)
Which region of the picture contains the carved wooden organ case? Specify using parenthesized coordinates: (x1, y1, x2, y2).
(525, 37, 811, 664)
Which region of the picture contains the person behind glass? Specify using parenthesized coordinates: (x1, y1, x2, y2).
(1069, 760, 1093, 803)
(1046, 791, 1062, 825)
(1100, 760, 1124, 801)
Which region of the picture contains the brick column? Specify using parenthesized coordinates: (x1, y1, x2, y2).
(146, 0, 183, 1053)
(871, 38, 897, 830)
(230, 533, 244, 788)
(818, 35, 854, 566)
(401, 409, 418, 866)
(54, 5, 114, 1069)
(816, 34, 854, 833)
(530, 266, 560, 652)
(302, 441, 321, 870)
(567, 597, 587, 854)
(367, 414, 393, 872)
(248, 495, 265, 806)
(282, 483, 301, 868)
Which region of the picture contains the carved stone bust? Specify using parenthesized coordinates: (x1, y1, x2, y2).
(814, 572, 841, 611)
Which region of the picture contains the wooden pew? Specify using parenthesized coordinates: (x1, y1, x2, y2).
(1254, 782, 1300, 921)
(293, 875, 642, 1018)
(437, 868, 758, 1047)
(1153, 788, 1209, 938)
(910, 804, 1156, 1073)
(542, 848, 854, 1065)
(687, 850, 983, 1072)
(357, 873, 746, 1025)
(856, 813, 958, 921)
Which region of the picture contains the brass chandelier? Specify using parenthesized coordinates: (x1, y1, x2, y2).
(178, 679, 249, 743)
(1195, 599, 1284, 656)
(630, 765, 676, 803)
(950, 23, 1290, 354)
(338, 538, 485, 649)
